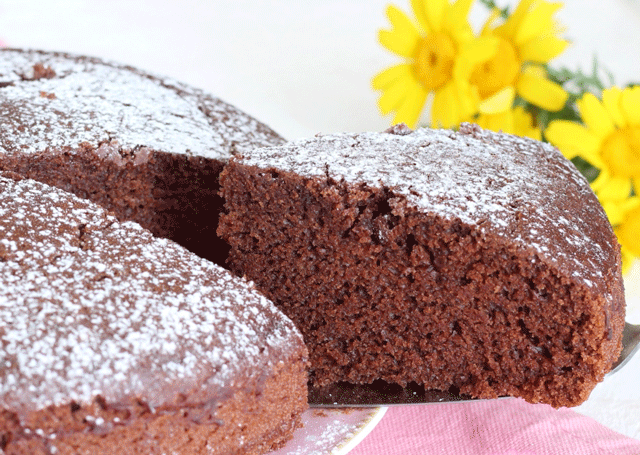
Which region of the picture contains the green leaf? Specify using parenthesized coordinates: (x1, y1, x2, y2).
(478, 0, 510, 19)
(570, 156, 600, 183)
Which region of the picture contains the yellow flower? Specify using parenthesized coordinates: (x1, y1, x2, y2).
(617, 205, 640, 273)
(471, 0, 569, 115)
(476, 105, 542, 140)
(372, 0, 498, 128)
(546, 86, 640, 273)
(545, 86, 640, 193)
(601, 195, 640, 275)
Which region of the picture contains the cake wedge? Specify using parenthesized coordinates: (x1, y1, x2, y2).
(0, 171, 308, 455)
(218, 123, 625, 408)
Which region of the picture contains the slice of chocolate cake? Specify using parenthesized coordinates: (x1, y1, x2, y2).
(218, 123, 626, 408)
(0, 48, 284, 266)
(0, 171, 308, 455)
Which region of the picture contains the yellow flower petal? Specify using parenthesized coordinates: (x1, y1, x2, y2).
(620, 86, 640, 126)
(516, 69, 568, 111)
(514, 1, 563, 46)
(524, 64, 547, 79)
(478, 106, 541, 140)
(444, 0, 475, 43)
(431, 82, 460, 128)
(478, 86, 516, 114)
(454, 80, 480, 121)
(410, 0, 431, 34)
(477, 111, 513, 134)
(498, 0, 535, 39)
(590, 166, 610, 193)
(621, 196, 640, 213)
(379, 5, 421, 58)
(424, 0, 446, 34)
(480, 8, 502, 37)
(577, 92, 616, 140)
(592, 172, 633, 202)
(512, 105, 542, 140)
(600, 127, 640, 178)
(602, 87, 626, 129)
(393, 82, 429, 128)
(377, 76, 413, 115)
(545, 120, 602, 164)
(612, 195, 640, 233)
(601, 202, 625, 226)
(449, 0, 474, 24)
(518, 35, 568, 63)
(617, 206, 640, 257)
(620, 244, 636, 276)
(372, 64, 413, 90)
(456, 36, 500, 70)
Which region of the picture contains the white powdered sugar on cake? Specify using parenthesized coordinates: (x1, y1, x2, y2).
(238, 124, 615, 292)
(0, 49, 281, 159)
(0, 174, 302, 416)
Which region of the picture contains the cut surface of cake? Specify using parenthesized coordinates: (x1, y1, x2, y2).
(218, 123, 626, 408)
(0, 48, 284, 266)
(0, 171, 308, 455)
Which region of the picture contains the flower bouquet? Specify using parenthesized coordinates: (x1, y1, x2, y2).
(373, 0, 640, 273)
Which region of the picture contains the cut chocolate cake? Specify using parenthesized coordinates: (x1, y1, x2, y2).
(0, 171, 308, 455)
(218, 123, 626, 408)
(0, 48, 284, 266)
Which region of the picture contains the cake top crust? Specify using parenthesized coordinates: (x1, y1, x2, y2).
(0, 48, 283, 159)
(237, 124, 620, 295)
(0, 172, 304, 416)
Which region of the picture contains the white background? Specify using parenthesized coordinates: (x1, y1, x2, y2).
(1, 0, 639, 441)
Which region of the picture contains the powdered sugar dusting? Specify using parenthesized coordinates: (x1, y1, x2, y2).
(239, 124, 617, 290)
(0, 173, 303, 415)
(0, 49, 283, 159)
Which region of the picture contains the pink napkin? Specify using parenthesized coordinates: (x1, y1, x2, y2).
(350, 398, 640, 455)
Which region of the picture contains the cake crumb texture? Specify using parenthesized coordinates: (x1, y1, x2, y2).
(219, 124, 625, 408)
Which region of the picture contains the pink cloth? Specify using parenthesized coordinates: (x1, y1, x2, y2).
(350, 398, 640, 455)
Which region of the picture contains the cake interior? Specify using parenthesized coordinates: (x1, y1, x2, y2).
(0, 145, 229, 266)
(219, 164, 624, 408)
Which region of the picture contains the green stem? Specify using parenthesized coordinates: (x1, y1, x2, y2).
(478, 0, 510, 19)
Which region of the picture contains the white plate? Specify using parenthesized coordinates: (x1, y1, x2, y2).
(271, 407, 387, 455)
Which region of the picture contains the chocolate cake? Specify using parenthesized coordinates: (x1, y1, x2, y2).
(0, 48, 284, 266)
(218, 123, 626, 408)
(0, 171, 308, 455)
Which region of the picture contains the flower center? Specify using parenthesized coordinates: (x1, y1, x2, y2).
(471, 38, 520, 99)
(414, 33, 456, 91)
(602, 127, 640, 178)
